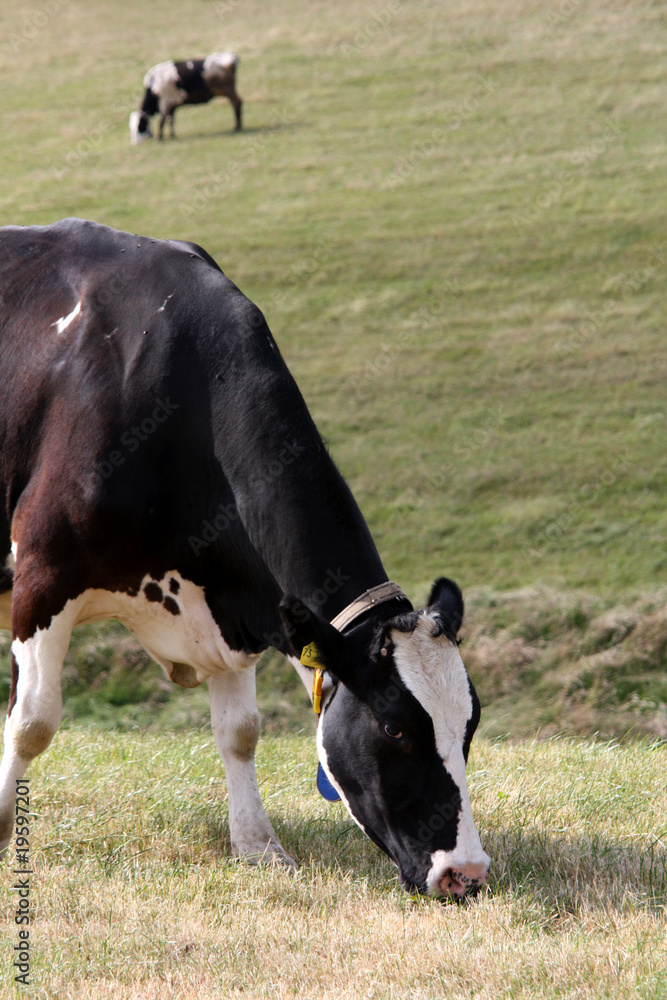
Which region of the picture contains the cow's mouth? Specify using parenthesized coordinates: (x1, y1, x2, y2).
(436, 867, 485, 901)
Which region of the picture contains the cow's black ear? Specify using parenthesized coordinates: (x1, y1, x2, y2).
(427, 577, 464, 641)
(279, 596, 344, 665)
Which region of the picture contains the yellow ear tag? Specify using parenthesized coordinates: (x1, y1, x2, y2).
(300, 642, 323, 668)
(312, 668, 324, 715)
(300, 643, 325, 715)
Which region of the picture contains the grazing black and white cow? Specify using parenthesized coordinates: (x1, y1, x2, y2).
(0, 219, 489, 899)
(129, 52, 242, 143)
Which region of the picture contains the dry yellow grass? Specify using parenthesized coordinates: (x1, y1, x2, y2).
(1, 731, 665, 998)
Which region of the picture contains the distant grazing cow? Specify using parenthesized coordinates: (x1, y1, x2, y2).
(0, 219, 490, 899)
(129, 52, 242, 143)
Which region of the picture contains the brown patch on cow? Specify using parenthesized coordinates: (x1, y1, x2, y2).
(163, 596, 180, 616)
(232, 713, 260, 761)
(14, 720, 54, 760)
(144, 582, 163, 602)
(169, 577, 180, 594)
(169, 662, 202, 688)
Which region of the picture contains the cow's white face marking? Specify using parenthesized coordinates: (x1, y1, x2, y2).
(129, 111, 151, 144)
(392, 613, 472, 753)
(391, 612, 489, 886)
(51, 300, 81, 335)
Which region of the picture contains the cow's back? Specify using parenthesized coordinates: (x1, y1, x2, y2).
(0, 219, 285, 641)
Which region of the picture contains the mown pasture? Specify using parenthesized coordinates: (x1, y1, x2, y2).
(0, 732, 666, 998)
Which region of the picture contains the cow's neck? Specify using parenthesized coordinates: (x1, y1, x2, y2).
(241, 448, 387, 622)
(214, 381, 387, 623)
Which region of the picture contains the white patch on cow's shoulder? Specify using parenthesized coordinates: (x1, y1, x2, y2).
(204, 52, 239, 74)
(143, 60, 186, 113)
(392, 613, 489, 890)
(76, 571, 257, 682)
(144, 60, 179, 92)
(51, 300, 81, 335)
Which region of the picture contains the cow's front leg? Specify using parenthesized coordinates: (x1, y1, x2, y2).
(0, 589, 77, 854)
(208, 667, 296, 867)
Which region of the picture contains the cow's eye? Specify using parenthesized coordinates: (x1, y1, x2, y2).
(383, 721, 403, 741)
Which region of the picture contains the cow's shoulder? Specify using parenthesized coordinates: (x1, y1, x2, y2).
(0, 220, 280, 405)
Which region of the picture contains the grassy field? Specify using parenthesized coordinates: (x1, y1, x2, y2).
(2, 0, 665, 599)
(1, 730, 666, 998)
(1, 1, 666, 996)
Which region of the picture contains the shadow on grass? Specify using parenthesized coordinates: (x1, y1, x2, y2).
(194, 804, 398, 889)
(37, 794, 666, 917)
(238, 809, 666, 912)
(167, 122, 308, 141)
(481, 824, 667, 916)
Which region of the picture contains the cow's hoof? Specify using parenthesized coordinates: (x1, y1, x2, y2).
(235, 845, 298, 870)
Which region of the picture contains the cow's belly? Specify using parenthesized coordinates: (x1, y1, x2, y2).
(76, 571, 258, 686)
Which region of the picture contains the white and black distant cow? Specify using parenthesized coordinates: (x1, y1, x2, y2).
(129, 52, 242, 143)
(0, 219, 490, 899)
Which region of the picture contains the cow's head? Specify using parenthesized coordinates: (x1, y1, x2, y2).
(281, 578, 489, 899)
(129, 111, 153, 145)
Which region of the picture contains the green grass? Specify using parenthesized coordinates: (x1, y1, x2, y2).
(1, 0, 665, 600)
(1, 730, 665, 998)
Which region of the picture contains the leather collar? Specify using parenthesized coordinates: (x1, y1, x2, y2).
(330, 581, 411, 633)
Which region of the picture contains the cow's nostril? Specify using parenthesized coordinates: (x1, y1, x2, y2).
(438, 860, 488, 899)
(439, 869, 468, 899)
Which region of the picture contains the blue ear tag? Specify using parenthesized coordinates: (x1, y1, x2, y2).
(317, 762, 341, 802)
